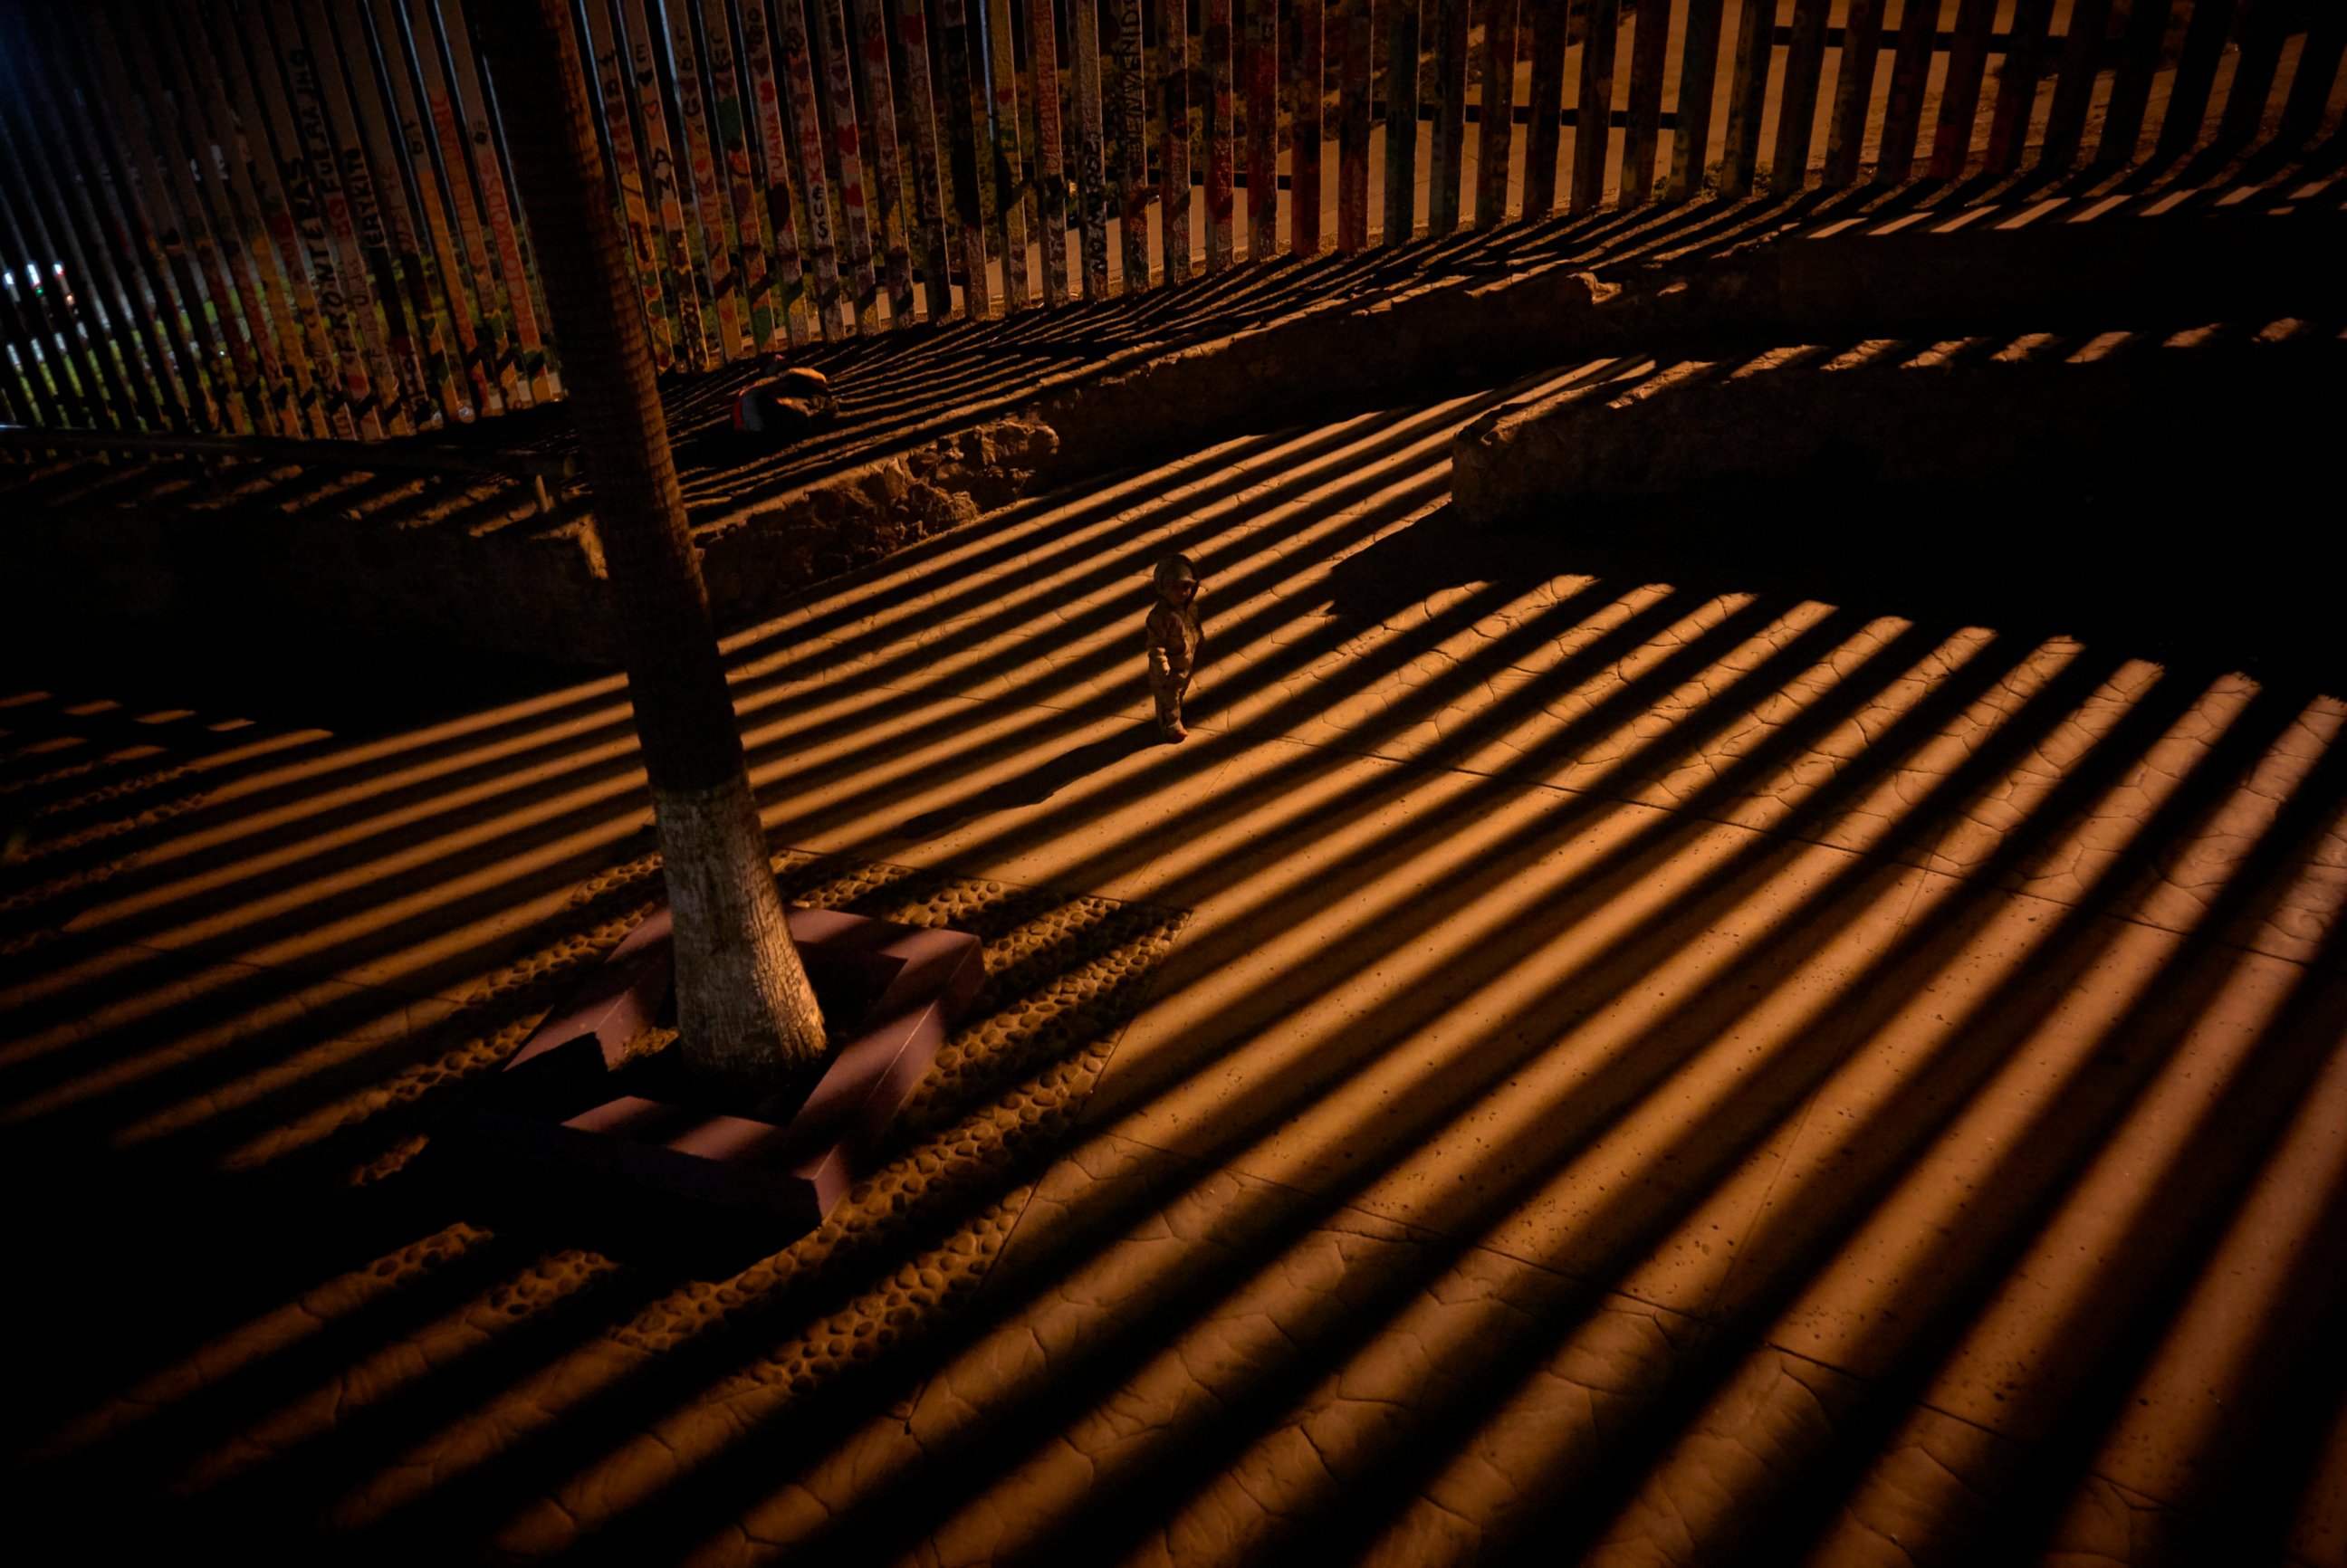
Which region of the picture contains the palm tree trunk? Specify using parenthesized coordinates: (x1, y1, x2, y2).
(472, 0, 824, 1093)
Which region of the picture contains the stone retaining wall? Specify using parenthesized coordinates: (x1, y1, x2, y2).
(1451, 324, 2343, 531)
(8, 206, 2337, 670)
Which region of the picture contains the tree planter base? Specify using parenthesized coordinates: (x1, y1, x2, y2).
(465, 904, 983, 1228)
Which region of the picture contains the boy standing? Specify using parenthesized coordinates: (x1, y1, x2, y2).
(1144, 554, 1203, 742)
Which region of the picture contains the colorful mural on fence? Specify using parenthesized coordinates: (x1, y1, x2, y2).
(0, 0, 2336, 438)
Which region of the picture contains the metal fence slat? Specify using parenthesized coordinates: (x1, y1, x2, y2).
(2275, 1, 2347, 155)
(1427, 0, 1469, 234)
(2214, 0, 2292, 154)
(223, 2, 373, 431)
(1205, 0, 1237, 269)
(186, 5, 335, 432)
(370, 0, 501, 411)
(333, 0, 468, 421)
(439, 0, 558, 399)
(311, 0, 460, 425)
(1382, 0, 1420, 244)
(580, 0, 683, 365)
(1978, 0, 2050, 178)
(436, 0, 556, 397)
(1031, 0, 1074, 304)
(277, 0, 423, 427)
(72, 6, 225, 428)
(852, 0, 918, 325)
(0, 210, 81, 429)
(738, 0, 815, 346)
(103, 5, 268, 434)
(407, 0, 529, 395)
(143, 0, 296, 433)
(11, 12, 202, 430)
(16, 14, 185, 431)
(771, 0, 849, 337)
(892, 0, 956, 321)
(1615, 0, 1673, 206)
(982, 0, 1032, 306)
(663, 0, 751, 358)
(2037, 0, 2114, 172)
(1874, 0, 1944, 184)
(1716, 0, 1775, 197)
(1662, 0, 1724, 203)
(0, 25, 161, 432)
(1769, 0, 1831, 195)
(1158, 0, 1192, 282)
(1293, 0, 1324, 256)
(0, 105, 129, 430)
(1519, 0, 1569, 219)
(1071, 0, 1112, 298)
(1109, 0, 1150, 285)
(1337, 0, 1372, 251)
(2154, 0, 2238, 165)
(1246, 0, 1279, 260)
(819, 0, 884, 330)
(1572, 0, 1625, 212)
(703, 0, 788, 350)
(1924, 0, 1997, 179)
(936, 0, 993, 315)
(142, 0, 291, 432)
(1474, 0, 1519, 226)
(2093, 0, 2176, 168)
(261, 2, 396, 430)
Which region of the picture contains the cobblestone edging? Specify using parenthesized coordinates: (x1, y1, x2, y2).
(34, 845, 1187, 1551)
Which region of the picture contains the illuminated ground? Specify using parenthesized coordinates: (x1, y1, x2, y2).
(8, 328, 2347, 1564)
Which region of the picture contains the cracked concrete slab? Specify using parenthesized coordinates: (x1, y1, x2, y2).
(9, 236, 2347, 1565)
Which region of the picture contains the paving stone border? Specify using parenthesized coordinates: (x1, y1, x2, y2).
(473, 903, 986, 1225)
(29, 845, 1188, 1551)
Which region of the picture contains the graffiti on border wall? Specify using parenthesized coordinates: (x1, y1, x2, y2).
(0, 0, 2333, 437)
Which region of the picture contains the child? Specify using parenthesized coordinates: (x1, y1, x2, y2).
(730, 365, 836, 444)
(1144, 553, 1203, 742)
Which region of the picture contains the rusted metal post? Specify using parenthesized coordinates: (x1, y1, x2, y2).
(1111, 0, 1151, 285)
(1030, 0, 1074, 303)
(2038, 0, 2112, 171)
(1381, 0, 1419, 244)
(1426, 0, 1469, 234)
(739, 0, 818, 342)
(775, 0, 848, 336)
(1472, 0, 1518, 226)
(1073, 0, 1113, 298)
(814, 0, 885, 330)
(1663, 0, 1726, 202)
(1292, 0, 1323, 256)
(1875, 0, 1946, 182)
(1715, 0, 1774, 196)
(1570, 0, 1623, 213)
(1204, 0, 1236, 269)
(1245, 0, 1279, 259)
(1770, 0, 1831, 195)
(1337, 0, 1372, 251)
(1980, 0, 2049, 177)
(1928, 0, 2001, 178)
(895, 0, 957, 321)
(938, 0, 993, 316)
(853, 0, 918, 325)
(982, 0, 1031, 308)
(1616, 0, 1673, 205)
(1158, 0, 1193, 281)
